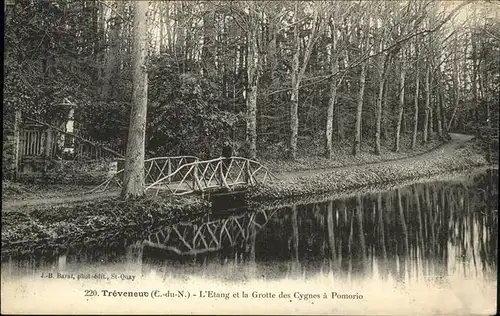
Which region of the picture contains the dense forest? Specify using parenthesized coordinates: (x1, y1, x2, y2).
(4, 0, 499, 162)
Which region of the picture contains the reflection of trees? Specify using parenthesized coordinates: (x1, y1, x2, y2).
(247, 170, 498, 281)
(289, 205, 300, 276)
(355, 196, 367, 277)
(377, 193, 389, 280)
(414, 185, 424, 280)
(396, 189, 408, 282)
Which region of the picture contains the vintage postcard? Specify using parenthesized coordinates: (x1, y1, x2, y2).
(2, 0, 498, 314)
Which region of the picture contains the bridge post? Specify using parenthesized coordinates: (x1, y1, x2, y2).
(218, 160, 223, 186)
(244, 160, 249, 184)
(167, 159, 172, 184)
(192, 163, 199, 191)
(219, 159, 229, 188)
(245, 161, 254, 186)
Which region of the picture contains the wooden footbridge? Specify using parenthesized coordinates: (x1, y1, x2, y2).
(92, 155, 276, 196)
(142, 208, 279, 255)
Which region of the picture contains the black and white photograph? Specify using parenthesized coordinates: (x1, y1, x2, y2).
(2, 0, 498, 314)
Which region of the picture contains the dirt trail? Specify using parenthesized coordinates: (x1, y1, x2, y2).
(2, 190, 120, 211)
(279, 133, 475, 180)
(2, 133, 475, 211)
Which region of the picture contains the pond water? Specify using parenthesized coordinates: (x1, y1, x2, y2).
(2, 168, 497, 314)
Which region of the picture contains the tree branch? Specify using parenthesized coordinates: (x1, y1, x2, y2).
(96, 0, 129, 23)
(267, 0, 472, 96)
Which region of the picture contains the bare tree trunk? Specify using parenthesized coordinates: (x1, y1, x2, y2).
(429, 97, 434, 140)
(121, 1, 149, 199)
(101, 1, 125, 100)
(335, 48, 349, 143)
(479, 39, 492, 162)
(289, 4, 300, 160)
(447, 33, 460, 131)
(393, 50, 406, 153)
(325, 22, 338, 159)
(159, 2, 164, 53)
(375, 53, 390, 155)
(412, 67, 420, 149)
(289, 6, 322, 159)
(422, 63, 430, 144)
(120, 2, 133, 75)
(268, 15, 278, 137)
(175, 3, 186, 72)
(437, 73, 448, 140)
(165, 2, 172, 52)
(436, 80, 444, 139)
(471, 33, 479, 126)
(382, 70, 390, 141)
(411, 38, 420, 149)
(246, 9, 259, 160)
(12, 111, 21, 180)
(353, 62, 366, 156)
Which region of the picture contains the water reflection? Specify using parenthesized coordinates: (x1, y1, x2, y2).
(2, 169, 498, 286)
(250, 170, 498, 283)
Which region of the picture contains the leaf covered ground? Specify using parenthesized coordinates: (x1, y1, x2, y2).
(261, 136, 444, 173)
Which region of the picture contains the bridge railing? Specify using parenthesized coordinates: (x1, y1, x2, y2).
(145, 156, 277, 196)
(90, 156, 276, 195)
(89, 155, 199, 193)
(143, 156, 199, 184)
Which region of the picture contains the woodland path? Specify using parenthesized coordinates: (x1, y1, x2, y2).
(279, 133, 475, 180)
(1, 133, 475, 211)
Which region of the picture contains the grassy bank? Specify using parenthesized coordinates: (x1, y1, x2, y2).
(1, 196, 209, 256)
(249, 140, 488, 200)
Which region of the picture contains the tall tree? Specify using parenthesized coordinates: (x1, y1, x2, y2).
(101, 1, 126, 100)
(352, 12, 369, 156)
(121, 1, 149, 199)
(289, 2, 324, 159)
(411, 36, 420, 149)
(375, 48, 391, 154)
(325, 19, 340, 159)
(447, 31, 461, 131)
(393, 46, 406, 153)
(374, 1, 395, 155)
(422, 60, 431, 144)
(325, 2, 352, 158)
(246, 3, 260, 159)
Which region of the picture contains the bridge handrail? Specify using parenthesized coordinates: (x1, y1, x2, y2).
(145, 156, 199, 162)
(144, 156, 276, 191)
(145, 157, 224, 191)
(114, 155, 199, 163)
